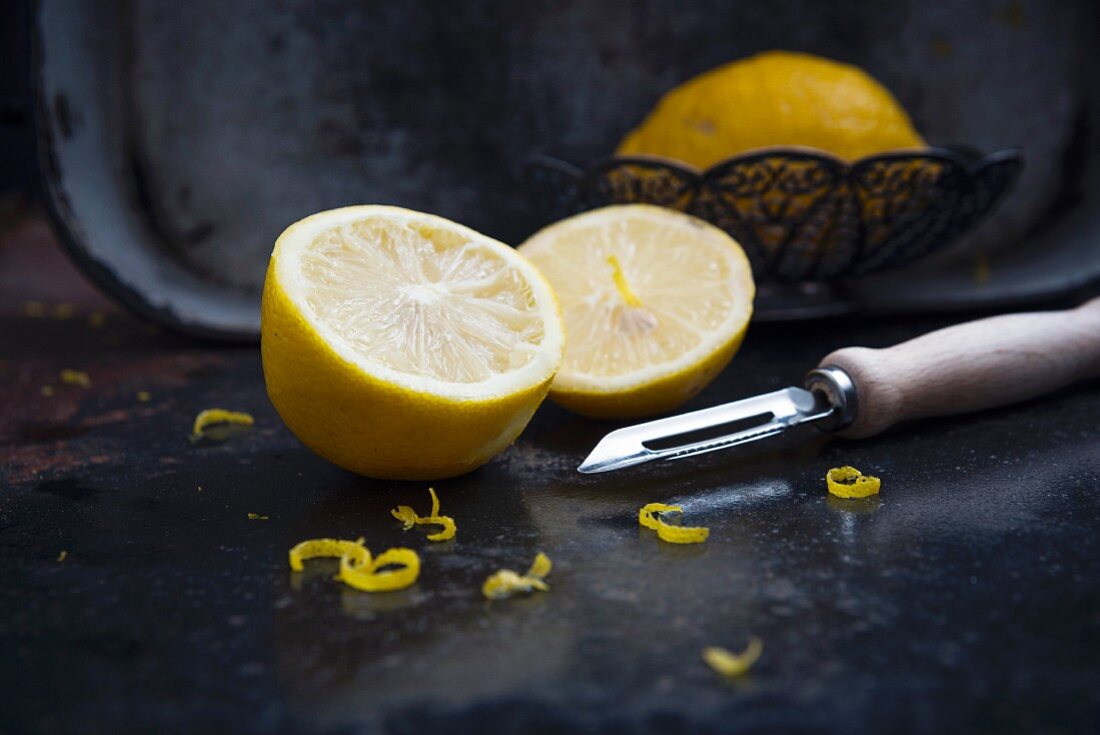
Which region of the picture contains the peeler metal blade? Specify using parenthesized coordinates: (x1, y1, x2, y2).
(577, 386, 836, 474)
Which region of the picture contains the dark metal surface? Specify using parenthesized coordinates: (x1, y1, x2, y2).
(31, 0, 1100, 335)
(3, 305, 1100, 734)
(526, 148, 1022, 282)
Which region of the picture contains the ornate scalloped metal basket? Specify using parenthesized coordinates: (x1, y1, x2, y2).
(527, 147, 1022, 283)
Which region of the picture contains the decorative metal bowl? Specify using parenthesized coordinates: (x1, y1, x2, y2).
(526, 147, 1022, 283)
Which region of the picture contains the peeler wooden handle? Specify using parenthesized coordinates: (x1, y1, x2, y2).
(819, 296, 1100, 439)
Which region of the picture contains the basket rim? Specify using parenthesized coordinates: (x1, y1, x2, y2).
(527, 145, 1025, 182)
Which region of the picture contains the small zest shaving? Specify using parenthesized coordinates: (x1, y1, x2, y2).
(703, 637, 763, 677)
(288, 537, 420, 592)
(390, 487, 456, 541)
(639, 502, 710, 544)
(60, 369, 91, 388)
(57, 550, 67, 562)
(191, 408, 255, 439)
(826, 466, 881, 498)
(137, 391, 151, 403)
(247, 513, 269, 520)
(482, 552, 552, 600)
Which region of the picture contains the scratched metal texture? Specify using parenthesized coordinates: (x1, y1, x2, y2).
(2, 304, 1099, 734)
(32, 0, 1100, 335)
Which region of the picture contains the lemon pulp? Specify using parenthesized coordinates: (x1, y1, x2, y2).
(519, 204, 754, 418)
(300, 218, 547, 385)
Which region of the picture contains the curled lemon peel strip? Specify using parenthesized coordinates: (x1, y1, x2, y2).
(482, 551, 552, 600)
(703, 637, 764, 677)
(340, 547, 420, 592)
(192, 408, 255, 438)
(639, 502, 709, 544)
(288, 537, 368, 572)
(392, 506, 418, 529)
(639, 502, 681, 530)
(288, 538, 420, 592)
(390, 487, 456, 541)
(826, 466, 881, 498)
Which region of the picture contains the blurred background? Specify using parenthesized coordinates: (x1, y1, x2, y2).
(5, 0, 1100, 338)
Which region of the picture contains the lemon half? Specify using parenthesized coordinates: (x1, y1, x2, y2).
(261, 206, 565, 480)
(519, 205, 754, 419)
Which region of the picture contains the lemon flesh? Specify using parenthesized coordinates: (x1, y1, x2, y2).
(261, 206, 564, 480)
(618, 50, 926, 168)
(519, 205, 754, 419)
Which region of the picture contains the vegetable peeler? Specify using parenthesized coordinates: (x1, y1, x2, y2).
(579, 296, 1100, 473)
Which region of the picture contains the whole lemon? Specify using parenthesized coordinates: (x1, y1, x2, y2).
(618, 50, 925, 168)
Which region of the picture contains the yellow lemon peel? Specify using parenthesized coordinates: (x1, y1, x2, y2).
(288, 537, 369, 572)
(482, 552, 552, 600)
(288, 538, 420, 592)
(137, 391, 151, 402)
(527, 551, 552, 578)
(639, 502, 710, 544)
(826, 466, 881, 498)
(247, 513, 269, 520)
(390, 487, 456, 542)
(339, 547, 420, 592)
(60, 369, 91, 388)
(703, 637, 764, 677)
(57, 550, 67, 562)
(638, 502, 680, 530)
(191, 408, 254, 439)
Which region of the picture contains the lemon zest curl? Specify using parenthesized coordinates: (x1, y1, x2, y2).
(826, 466, 881, 498)
(340, 547, 421, 592)
(288, 537, 369, 572)
(639, 502, 709, 544)
(288, 537, 420, 592)
(703, 637, 763, 677)
(482, 552, 552, 600)
(191, 408, 254, 439)
(391, 487, 456, 541)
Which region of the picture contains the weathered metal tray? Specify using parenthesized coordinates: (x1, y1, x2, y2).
(33, 0, 1100, 337)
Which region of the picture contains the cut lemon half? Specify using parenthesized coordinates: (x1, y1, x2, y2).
(519, 205, 753, 418)
(261, 206, 565, 480)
